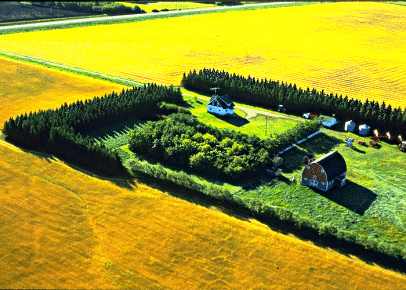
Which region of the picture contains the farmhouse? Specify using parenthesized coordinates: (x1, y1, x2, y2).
(301, 151, 347, 192)
(207, 94, 235, 116)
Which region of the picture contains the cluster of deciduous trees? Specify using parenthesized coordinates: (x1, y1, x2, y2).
(33, 2, 145, 15)
(3, 84, 182, 176)
(182, 69, 406, 135)
(129, 113, 271, 181)
(129, 113, 320, 181)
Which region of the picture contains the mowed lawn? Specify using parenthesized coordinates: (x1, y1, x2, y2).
(239, 129, 406, 252)
(183, 90, 302, 139)
(0, 2, 405, 107)
(0, 57, 123, 125)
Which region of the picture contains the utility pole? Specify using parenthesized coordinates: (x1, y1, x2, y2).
(210, 87, 220, 96)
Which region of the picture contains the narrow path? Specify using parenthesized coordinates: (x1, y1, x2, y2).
(0, 51, 141, 87)
(0, 2, 297, 34)
(186, 92, 301, 121)
(238, 106, 299, 121)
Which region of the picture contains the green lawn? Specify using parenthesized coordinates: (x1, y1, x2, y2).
(183, 89, 301, 139)
(239, 129, 406, 254)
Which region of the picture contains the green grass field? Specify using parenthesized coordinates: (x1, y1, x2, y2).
(183, 89, 302, 139)
(241, 129, 406, 253)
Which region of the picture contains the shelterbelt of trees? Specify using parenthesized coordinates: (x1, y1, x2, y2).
(182, 69, 406, 136)
(3, 84, 182, 176)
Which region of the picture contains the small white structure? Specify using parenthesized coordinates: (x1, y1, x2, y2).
(344, 120, 356, 132)
(303, 112, 311, 119)
(400, 141, 406, 152)
(322, 117, 338, 128)
(207, 95, 235, 116)
(359, 124, 371, 136)
(278, 104, 286, 112)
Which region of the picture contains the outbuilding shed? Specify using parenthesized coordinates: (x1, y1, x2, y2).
(359, 124, 371, 136)
(345, 120, 356, 132)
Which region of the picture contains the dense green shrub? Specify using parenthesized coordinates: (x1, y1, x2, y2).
(128, 113, 271, 181)
(182, 68, 406, 135)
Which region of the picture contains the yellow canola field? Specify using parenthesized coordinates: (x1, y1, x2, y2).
(0, 58, 406, 289)
(0, 57, 123, 125)
(0, 2, 405, 107)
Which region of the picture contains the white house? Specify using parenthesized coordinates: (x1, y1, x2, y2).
(344, 120, 356, 132)
(359, 124, 371, 136)
(207, 95, 235, 116)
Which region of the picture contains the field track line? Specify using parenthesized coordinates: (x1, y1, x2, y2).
(184, 92, 301, 121)
(0, 51, 302, 122)
(0, 51, 142, 87)
(0, 2, 303, 34)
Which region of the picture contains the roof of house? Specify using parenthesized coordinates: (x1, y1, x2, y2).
(312, 151, 347, 180)
(345, 120, 356, 125)
(209, 95, 235, 109)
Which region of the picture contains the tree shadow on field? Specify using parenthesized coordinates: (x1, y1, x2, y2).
(21, 146, 137, 189)
(212, 112, 249, 127)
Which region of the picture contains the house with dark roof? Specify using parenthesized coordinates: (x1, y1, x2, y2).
(207, 95, 235, 116)
(301, 151, 347, 192)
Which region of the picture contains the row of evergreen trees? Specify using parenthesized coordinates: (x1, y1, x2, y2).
(182, 69, 406, 135)
(3, 84, 182, 176)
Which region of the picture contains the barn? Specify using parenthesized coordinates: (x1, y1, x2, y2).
(301, 151, 347, 192)
(207, 95, 235, 116)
